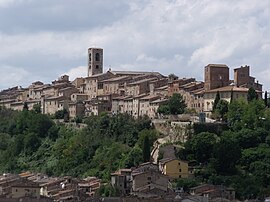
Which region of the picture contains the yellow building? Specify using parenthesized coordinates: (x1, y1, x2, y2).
(159, 158, 191, 179)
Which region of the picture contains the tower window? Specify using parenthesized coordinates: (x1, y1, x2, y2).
(89, 53, 91, 61)
(96, 65, 99, 69)
(95, 53, 100, 61)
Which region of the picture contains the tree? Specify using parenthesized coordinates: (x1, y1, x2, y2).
(212, 91, 220, 111)
(142, 135, 151, 162)
(23, 102, 28, 111)
(214, 100, 229, 121)
(185, 132, 219, 163)
(264, 91, 268, 107)
(212, 134, 241, 174)
(32, 103, 41, 113)
(169, 93, 187, 114)
(247, 87, 258, 102)
(158, 93, 187, 115)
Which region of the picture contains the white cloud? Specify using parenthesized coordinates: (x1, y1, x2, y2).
(64, 66, 87, 81)
(0, 65, 31, 88)
(1, 0, 270, 89)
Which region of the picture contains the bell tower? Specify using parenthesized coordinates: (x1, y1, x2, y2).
(88, 48, 103, 77)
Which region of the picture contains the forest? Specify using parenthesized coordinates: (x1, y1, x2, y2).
(0, 105, 157, 181)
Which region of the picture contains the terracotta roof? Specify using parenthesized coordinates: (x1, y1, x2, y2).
(205, 85, 251, 93)
(140, 94, 160, 101)
(102, 76, 130, 82)
(127, 78, 157, 85)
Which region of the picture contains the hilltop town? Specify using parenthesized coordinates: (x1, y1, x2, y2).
(0, 48, 269, 202)
(0, 48, 263, 119)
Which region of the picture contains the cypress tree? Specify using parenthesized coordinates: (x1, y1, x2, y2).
(213, 91, 220, 112)
(142, 136, 151, 162)
(247, 87, 258, 102)
(264, 91, 268, 107)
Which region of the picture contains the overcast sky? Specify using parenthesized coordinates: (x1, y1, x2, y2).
(0, 0, 270, 90)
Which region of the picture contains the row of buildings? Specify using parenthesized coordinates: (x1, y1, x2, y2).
(0, 48, 263, 119)
(0, 160, 235, 201)
(0, 172, 101, 201)
(110, 160, 235, 201)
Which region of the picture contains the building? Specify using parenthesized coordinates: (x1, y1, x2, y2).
(11, 179, 40, 199)
(111, 169, 132, 196)
(159, 158, 192, 179)
(234, 65, 262, 91)
(203, 85, 262, 116)
(88, 48, 103, 77)
(204, 64, 229, 91)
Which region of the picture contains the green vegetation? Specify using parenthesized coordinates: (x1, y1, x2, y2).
(177, 98, 270, 199)
(157, 93, 187, 115)
(1, 94, 270, 199)
(0, 108, 158, 182)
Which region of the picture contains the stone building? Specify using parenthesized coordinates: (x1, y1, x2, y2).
(88, 48, 103, 77)
(111, 169, 132, 196)
(234, 65, 262, 91)
(204, 64, 229, 91)
(203, 86, 252, 116)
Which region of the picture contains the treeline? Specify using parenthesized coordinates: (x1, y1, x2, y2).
(177, 98, 270, 200)
(0, 106, 158, 181)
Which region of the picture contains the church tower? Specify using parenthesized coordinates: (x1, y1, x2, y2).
(88, 48, 103, 77)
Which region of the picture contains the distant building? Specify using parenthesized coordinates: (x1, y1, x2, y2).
(111, 169, 132, 196)
(88, 48, 103, 77)
(204, 64, 229, 91)
(234, 65, 262, 91)
(159, 158, 193, 179)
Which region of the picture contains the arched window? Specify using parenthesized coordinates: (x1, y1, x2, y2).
(89, 53, 91, 61)
(95, 53, 100, 61)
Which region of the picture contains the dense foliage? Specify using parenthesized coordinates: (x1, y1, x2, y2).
(177, 99, 270, 199)
(157, 93, 187, 115)
(0, 108, 158, 182)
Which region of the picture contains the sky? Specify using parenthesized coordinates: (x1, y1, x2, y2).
(0, 0, 270, 90)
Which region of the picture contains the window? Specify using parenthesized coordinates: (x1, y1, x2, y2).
(89, 53, 91, 61)
(179, 169, 182, 172)
(96, 65, 99, 69)
(95, 53, 100, 61)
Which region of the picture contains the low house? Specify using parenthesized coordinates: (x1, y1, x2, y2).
(131, 162, 170, 198)
(11, 179, 40, 199)
(111, 169, 132, 196)
(190, 184, 235, 201)
(159, 158, 193, 179)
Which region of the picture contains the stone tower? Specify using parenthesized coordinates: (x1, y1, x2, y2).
(88, 48, 103, 77)
(204, 64, 229, 91)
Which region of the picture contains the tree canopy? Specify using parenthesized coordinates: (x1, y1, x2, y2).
(158, 93, 187, 115)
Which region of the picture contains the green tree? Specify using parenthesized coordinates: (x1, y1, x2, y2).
(142, 135, 151, 162)
(185, 132, 219, 163)
(23, 102, 28, 111)
(169, 93, 187, 114)
(32, 103, 41, 113)
(158, 93, 187, 115)
(214, 99, 229, 121)
(212, 133, 240, 174)
(247, 87, 258, 102)
(212, 91, 220, 111)
(264, 91, 268, 107)
(125, 146, 143, 167)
